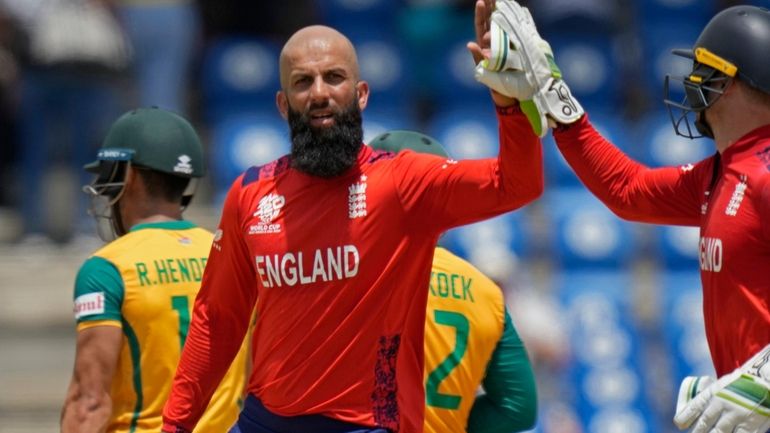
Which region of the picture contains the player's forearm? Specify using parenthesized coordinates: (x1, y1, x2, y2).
(553, 115, 669, 221)
(497, 105, 544, 207)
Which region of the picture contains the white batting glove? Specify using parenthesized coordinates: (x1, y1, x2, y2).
(474, 0, 583, 137)
(676, 375, 716, 422)
(675, 372, 770, 433)
(675, 344, 770, 433)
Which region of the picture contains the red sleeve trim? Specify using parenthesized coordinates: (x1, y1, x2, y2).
(495, 104, 523, 116)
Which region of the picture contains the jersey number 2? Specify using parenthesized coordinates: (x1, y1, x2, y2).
(426, 310, 469, 409)
(171, 295, 191, 349)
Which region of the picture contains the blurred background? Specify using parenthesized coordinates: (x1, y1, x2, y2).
(0, 0, 765, 431)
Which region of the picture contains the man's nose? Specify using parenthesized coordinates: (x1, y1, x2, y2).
(309, 77, 330, 103)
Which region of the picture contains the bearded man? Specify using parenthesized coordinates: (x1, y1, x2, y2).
(163, 17, 543, 433)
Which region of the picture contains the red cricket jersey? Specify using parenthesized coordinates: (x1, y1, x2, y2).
(163, 108, 543, 433)
(554, 115, 770, 377)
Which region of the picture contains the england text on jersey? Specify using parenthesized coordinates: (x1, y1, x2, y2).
(255, 245, 360, 288)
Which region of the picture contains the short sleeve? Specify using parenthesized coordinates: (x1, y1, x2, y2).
(73, 256, 124, 325)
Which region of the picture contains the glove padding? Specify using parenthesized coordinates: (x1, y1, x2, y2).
(473, 0, 583, 137)
(676, 375, 716, 421)
(674, 373, 770, 433)
(675, 344, 770, 433)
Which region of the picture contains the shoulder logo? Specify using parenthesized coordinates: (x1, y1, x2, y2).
(725, 174, 747, 217)
(349, 175, 368, 219)
(74, 292, 105, 319)
(173, 154, 193, 174)
(212, 228, 223, 251)
(250, 193, 285, 235)
(680, 163, 694, 172)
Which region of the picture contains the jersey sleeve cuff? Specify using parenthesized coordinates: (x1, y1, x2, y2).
(76, 319, 122, 332)
(495, 104, 523, 116)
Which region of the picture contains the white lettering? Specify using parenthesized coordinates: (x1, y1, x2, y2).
(253, 245, 359, 287)
(281, 253, 298, 286)
(327, 247, 342, 280)
(298, 252, 312, 284)
(699, 237, 723, 272)
(265, 254, 281, 287)
(255, 256, 270, 287)
(312, 249, 328, 282)
(344, 245, 359, 278)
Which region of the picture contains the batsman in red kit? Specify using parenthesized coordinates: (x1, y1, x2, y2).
(162, 4, 543, 433)
(474, 1, 770, 432)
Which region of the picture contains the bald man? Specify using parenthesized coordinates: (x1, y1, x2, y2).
(163, 17, 543, 433)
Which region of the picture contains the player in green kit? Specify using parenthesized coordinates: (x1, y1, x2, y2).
(369, 131, 537, 433)
(61, 108, 249, 433)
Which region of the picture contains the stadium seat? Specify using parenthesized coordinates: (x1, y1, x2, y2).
(441, 210, 529, 283)
(427, 29, 492, 108)
(543, 187, 637, 269)
(640, 19, 704, 103)
(554, 270, 654, 433)
(545, 33, 621, 110)
(350, 34, 412, 112)
(530, 0, 622, 34)
(639, 0, 715, 27)
(426, 105, 500, 160)
(209, 112, 290, 203)
(362, 107, 417, 145)
(636, 111, 715, 167)
(201, 37, 281, 123)
(316, 0, 394, 35)
(656, 225, 700, 270)
(658, 271, 715, 382)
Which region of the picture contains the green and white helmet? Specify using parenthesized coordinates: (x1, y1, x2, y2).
(83, 107, 205, 240)
(368, 130, 449, 158)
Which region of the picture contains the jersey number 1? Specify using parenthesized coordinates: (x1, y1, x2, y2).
(171, 295, 191, 349)
(426, 310, 469, 409)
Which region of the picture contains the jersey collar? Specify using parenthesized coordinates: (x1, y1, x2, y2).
(129, 220, 197, 232)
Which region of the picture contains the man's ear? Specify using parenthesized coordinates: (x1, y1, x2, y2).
(356, 80, 369, 111)
(276, 91, 289, 120)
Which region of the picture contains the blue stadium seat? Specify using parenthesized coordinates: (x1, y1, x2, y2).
(362, 107, 417, 145)
(427, 105, 500, 160)
(532, 0, 622, 34)
(441, 210, 529, 282)
(640, 20, 703, 102)
(658, 271, 715, 382)
(636, 111, 714, 167)
(656, 225, 700, 270)
(351, 35, 411, 112)
(543, 187, 637, 269)
(639, 0, 715, 27)
(210, 112, 290, 203)
(316, 0, 394, 34)
(201, 37, 281, 123)
(545, 33, 621, 110)
(554, 270, 654, 433)
(428, 29, 491, 108)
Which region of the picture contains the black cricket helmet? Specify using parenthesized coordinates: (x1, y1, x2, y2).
(664, 5, 770, 139)
(83, 107, 205, 241)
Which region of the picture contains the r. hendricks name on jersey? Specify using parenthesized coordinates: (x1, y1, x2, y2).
(255, 245, 360, 288)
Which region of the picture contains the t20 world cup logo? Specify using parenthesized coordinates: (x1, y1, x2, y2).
(255, 193, 286, 224)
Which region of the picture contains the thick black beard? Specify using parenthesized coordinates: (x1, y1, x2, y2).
(288, 102, 364, 178)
